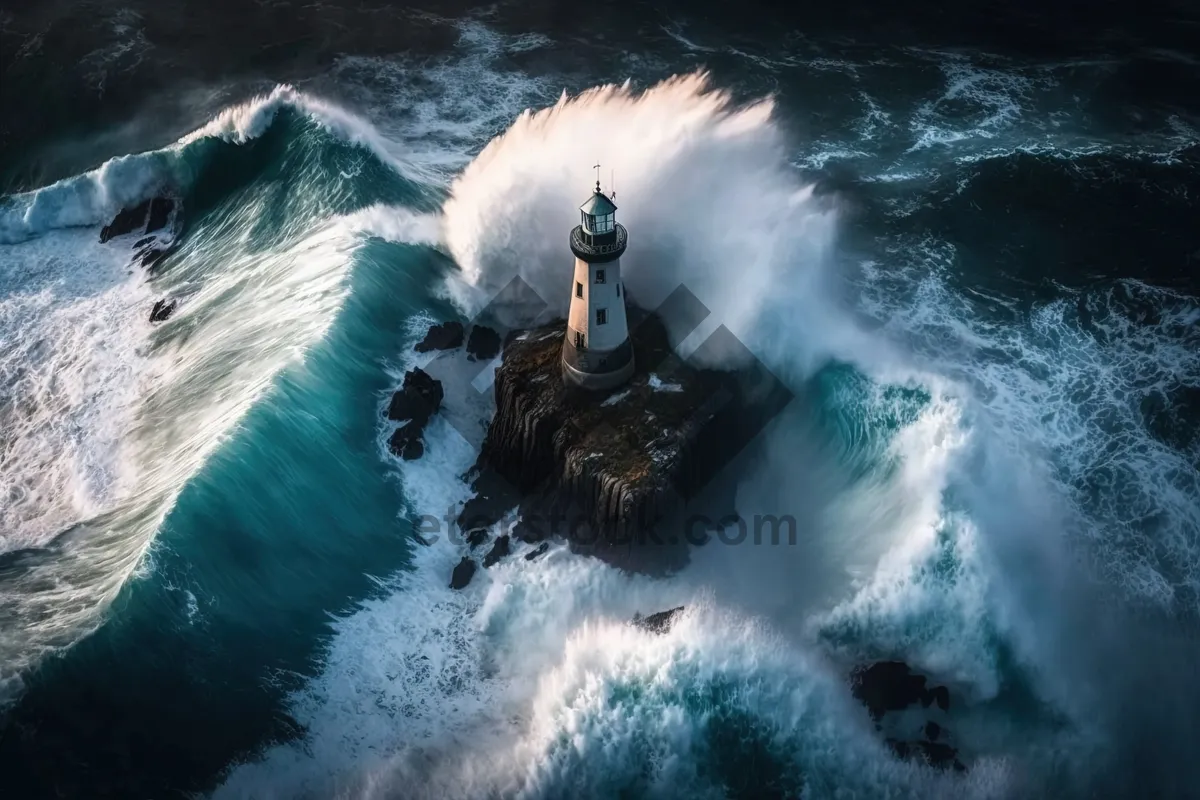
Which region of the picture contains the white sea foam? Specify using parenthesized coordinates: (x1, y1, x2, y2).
(647, 374, 682, 392)
(218, 427, 1016, 797)
(438, 71, 884, 380)
(0, 230, 154, 549)
(344, 203, 444, 248)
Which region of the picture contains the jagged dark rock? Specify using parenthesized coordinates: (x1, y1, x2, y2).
(388, 421, 425, 461)
(466, 325, 502, 361)
(923, 684, 950, 712)
(524, 542, 550, 561)
(886, 738, 965, 772)
(850, 661, 953, 721)
(482, 535, 510, 568)
(387, 368, 444, 424)
(140, 247, 171, 271)
(149, 299, 177, 323)
(415, 321, 465, 353)
(449, 556, 476, 590)
(133, 236, 155, 250)
(466, 528, 489, 549)
(99, 200, 151, 243)
(632, 606, 685, 634)
(466, 310, 792, 565)
(146, 197, 174, 234)
(457, 469, 522, 536)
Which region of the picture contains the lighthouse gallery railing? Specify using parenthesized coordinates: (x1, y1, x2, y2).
(570, 223, 627, 257)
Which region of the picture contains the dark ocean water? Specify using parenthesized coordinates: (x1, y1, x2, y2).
(1, 2, 1198, 798)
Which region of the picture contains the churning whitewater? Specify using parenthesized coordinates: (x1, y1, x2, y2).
(2, 18, 1198, 800)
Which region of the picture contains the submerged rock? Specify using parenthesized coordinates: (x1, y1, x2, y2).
(149, 299, 177, 323)
(482, 535, 510, 568)
(631, 606, 685, 635)
(465, 325, 501, 361)
(100, 196, 176, 243)
(850, 661, 952, 721)
(387, 368, 444, 424)
(466, 528, 489, 549)
(449, 556, 476, 590)
(101, 197, 181, 275)
(849, 661, 966, 772)
(146, 197, 174, 234)
(388, 421, 425, 461)
(886, 738, 965, 772)
(415, 321, 465, 353)
(524, 542, 550, 561)
(924, 684, 950, 712)
(139, 247, 171, 271)
(100, 200, 151, 243)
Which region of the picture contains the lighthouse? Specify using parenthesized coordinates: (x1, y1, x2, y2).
(561, 176, 634, 390)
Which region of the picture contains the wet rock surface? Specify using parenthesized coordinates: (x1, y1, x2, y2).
(886, 738, 966, 772)
(850, 661, 952, 720)
(524, 542, 549, 561)
(139, 247, 171, 271)
(100, 196, 177, 244)
(146, 197, 174, 234)
(100, 200, 151, 243)
(388, 421, 425, 461)
(149, 299, 177, 322)
(385, 368, 444, 461)
(449, 557, 476, 590)
(466, 324, 502, 361)
(482, 535, 510, 568)
(850, 661, 965, 772)
(101, 197, 181, 274)
(631, 606, 685, 634)
(387, 368, 443, 424)
(466, 528, 489, 549)
(415, 321, 465, 353)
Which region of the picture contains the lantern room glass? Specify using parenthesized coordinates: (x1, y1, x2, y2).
(582, 211, 615, 234)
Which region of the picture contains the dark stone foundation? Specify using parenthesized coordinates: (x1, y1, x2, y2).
(459, 306, 793, 574)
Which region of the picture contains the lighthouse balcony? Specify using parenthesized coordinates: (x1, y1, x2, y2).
(570, 223, 627, 263)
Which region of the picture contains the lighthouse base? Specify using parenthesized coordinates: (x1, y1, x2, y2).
(561, 355, 636, 391)
(561, 336, 635, 391)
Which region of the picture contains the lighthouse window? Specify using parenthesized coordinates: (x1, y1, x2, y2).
(594, 269, 606, 284)
(576, 281, 583, 298)
(596, 308, 608, 325)
(584, 212, 615, 234)
(575, 331, 586, 349)
(616, 283, 621, 298)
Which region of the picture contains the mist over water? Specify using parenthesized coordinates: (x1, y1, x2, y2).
(1, 9, 1198, 799)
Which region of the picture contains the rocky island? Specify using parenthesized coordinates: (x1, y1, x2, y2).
(450, 304, 792, 571)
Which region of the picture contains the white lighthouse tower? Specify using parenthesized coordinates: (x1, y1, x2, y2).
(562, 175, 634, 390)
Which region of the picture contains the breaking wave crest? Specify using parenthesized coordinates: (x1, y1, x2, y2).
(0, 88, 440, 702)
(0, 85, 431, 246)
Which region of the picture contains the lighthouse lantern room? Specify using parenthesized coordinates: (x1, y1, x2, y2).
(562, 176, 634, 391)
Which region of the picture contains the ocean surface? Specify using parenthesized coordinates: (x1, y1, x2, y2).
(1, 2, 1198, 798)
